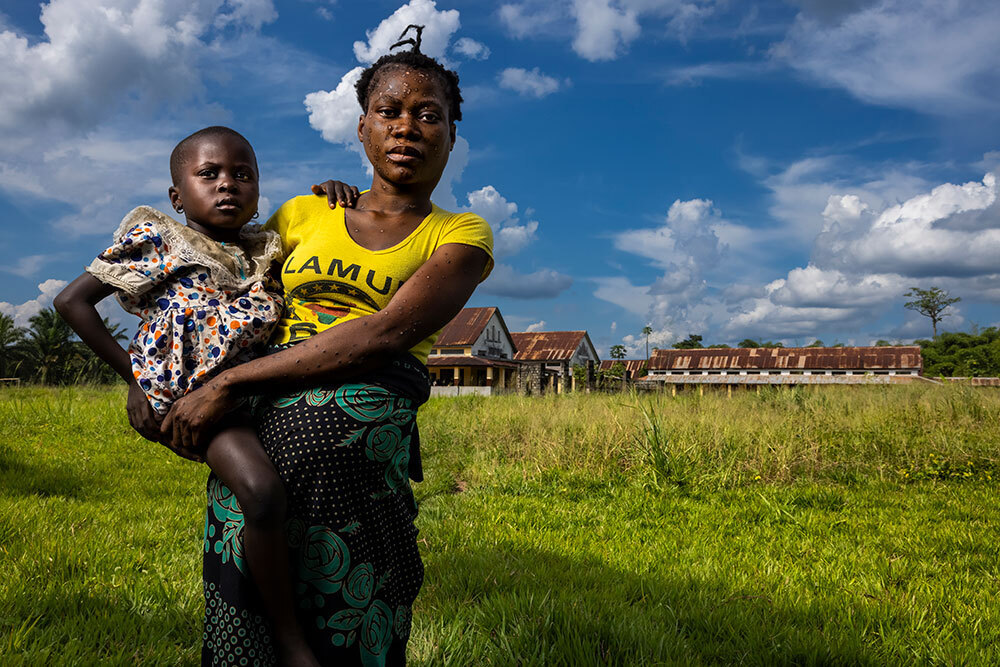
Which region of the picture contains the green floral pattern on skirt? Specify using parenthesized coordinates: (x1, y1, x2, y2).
(203, 360, 428, 666)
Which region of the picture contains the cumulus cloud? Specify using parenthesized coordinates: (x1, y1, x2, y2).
(480, 264, 573, 299)
(499, 0, 717, 60)
(304, 67, 366, 148)
(0, 279, 67, 327)
(773, 0, 1000, 114)
(722, 168, 1000, 339)
(0, 0, 276, 135)
(452, 37, 490, 60)
(498, 67, 565, 98)
(463, 185, 540, 258)
(525, 320, 547, 332)
(571, 0, 640, 61)
(352, 0, 460, 63)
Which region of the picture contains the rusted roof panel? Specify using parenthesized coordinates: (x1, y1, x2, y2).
(648, 346, 922, 372)
(511, 331, 586, 361)
(639, 373, 927, 386)
(435, 307, 496, 346)
(426, 355, 520, 369)
(599, 360, 647, 373)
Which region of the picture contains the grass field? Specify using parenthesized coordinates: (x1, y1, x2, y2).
(1, 385, 999, 665)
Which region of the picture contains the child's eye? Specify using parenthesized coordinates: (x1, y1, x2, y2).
(236, 170, 254, 181)
(198, 169, 217, 178)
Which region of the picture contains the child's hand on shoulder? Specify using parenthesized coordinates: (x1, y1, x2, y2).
(311, 180, 360, 209)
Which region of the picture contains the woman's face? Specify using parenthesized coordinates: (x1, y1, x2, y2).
(358, 65, 455, 189)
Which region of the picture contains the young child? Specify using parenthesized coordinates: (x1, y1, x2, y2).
(55, 126, 321, 667)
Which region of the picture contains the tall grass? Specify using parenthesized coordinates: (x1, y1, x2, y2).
(2, 385, 999, 664)
(417, 385, 1000, 492)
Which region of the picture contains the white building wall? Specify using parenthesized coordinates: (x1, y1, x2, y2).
(471, 313, 516, 360)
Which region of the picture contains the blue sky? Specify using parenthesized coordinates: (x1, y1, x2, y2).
(2, 0, 999, 357)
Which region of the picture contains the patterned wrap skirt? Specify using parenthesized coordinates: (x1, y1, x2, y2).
(201, 352, 430, 666)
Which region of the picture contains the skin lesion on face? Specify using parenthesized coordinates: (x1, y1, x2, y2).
(358, 67, 456, 191)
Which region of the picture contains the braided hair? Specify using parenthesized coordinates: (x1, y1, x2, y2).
(355, 24, 463, 123)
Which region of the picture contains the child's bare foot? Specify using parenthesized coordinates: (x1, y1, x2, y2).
(278, 639, 321, 667)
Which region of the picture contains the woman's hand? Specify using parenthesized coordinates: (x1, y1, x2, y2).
(127, 381, 205, 462)
(311, 180, 360, 209)
(160, 375, 238, 454)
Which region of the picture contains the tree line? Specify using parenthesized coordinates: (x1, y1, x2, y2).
(0, 309, 127, 384)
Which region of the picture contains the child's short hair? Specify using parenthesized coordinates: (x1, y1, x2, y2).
(169, 126, 257, 185)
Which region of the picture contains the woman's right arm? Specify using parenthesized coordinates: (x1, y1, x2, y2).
(54, 274, 202, 461)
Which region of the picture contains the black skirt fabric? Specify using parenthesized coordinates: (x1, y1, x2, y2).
(201, 354, 430, 666)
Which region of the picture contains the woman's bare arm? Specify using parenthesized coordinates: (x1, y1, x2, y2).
(161, 243, 490, 450)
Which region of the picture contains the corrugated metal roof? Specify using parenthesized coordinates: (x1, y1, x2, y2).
(599, 360, 647, 373)
(511, 331, 586, 361)
(639, 373, 929, 386)
(648, 346, 922, 372)
(426, 355, 520, 369)
(435, 307, 497, 346)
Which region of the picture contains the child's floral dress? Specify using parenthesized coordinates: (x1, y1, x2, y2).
(86, 206, 283, 414)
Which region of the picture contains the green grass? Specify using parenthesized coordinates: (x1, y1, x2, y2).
(1, 385, 999, 664)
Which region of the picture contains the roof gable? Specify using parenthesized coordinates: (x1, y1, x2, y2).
(511, 331, 587, 361)
(436, 307, 498, 347)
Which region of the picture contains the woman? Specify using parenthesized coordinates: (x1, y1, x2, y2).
(162, 40, 493, 665)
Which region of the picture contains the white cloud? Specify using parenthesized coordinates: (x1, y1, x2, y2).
(480, 264, 573, 299)
(316, 6, 333, 21)
(499, 0, 717, 60)
(525, 320, 547, 332)
(571, 0, 640, 61)
(498, 67, 564, 98)
(773, 0, 1000, 114)
(352, 0, 460, 63)
(721, 168, 1000, 339)
(452, 37, 490, 60)
(0, 0, 275, 135)
(0, 279, 67, 327)
(462, 185, 539, 258)
(304, 67, 366, 148)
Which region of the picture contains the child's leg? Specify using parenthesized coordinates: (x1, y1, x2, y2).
(204, 422, 319, 667)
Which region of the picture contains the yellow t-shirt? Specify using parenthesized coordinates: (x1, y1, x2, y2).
(266, 195, 494, 363)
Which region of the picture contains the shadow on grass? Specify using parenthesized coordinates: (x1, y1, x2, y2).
(0, 447, 100, 500)
(1, 584, 200, 663)
(418, 545, 885, 667)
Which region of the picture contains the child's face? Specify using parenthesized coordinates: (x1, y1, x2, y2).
(168, 135, 259, 241)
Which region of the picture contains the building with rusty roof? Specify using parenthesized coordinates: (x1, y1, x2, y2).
(644, 346, 926, 387)
(510, 330, 600, 392)
(599, 359, 647, 376)
(426, 307, 520, 391)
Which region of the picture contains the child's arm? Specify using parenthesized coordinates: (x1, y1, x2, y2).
(54, 274, 203, 462)
(311, 180, 360, 209)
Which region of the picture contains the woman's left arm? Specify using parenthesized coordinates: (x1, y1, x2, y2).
(162, 243, 490, 450)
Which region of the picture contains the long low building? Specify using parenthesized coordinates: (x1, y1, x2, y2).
(644, 346, 928, 386)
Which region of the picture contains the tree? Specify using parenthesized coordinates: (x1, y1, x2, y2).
(641, 325, 653, 360)
(738, 338, 760, 348)
(672, 334, 703, 349)
(806, 339, 824, 348)
(23, 308, 75, 384)
(904, 287, 960, 338)
(0, 313, 26, 378)
(609, 344, 626, 360)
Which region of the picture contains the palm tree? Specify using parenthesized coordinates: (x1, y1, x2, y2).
(642, 325, 653, 361)
(24, 308, 75, 384)
(0, 313, 26, 378)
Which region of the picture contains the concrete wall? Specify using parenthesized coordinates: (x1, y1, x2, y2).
(430, 385, 495, 397)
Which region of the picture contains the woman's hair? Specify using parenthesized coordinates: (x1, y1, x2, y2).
(354, 25, 463, 123)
